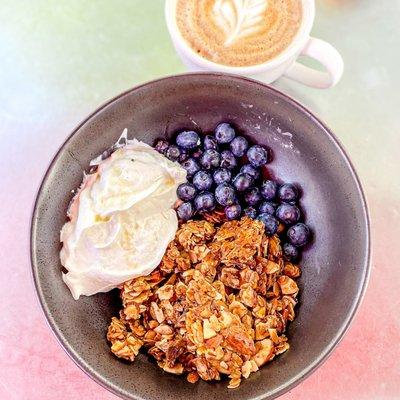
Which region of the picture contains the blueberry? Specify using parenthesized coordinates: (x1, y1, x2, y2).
(287, 223, 310, 247)
(181, 158, 200, 178)
(176, 131, 200, 149)
(283, 243, 299, 261)
(192, 148, 203, 159)
(213, 168, 232, 185)
(259, 201, 277, 215)
(154, 139, 169, 155)
(219, 150, 237, 170)
(215, 123, 236, 144)
(244, 206, 257, 219)
(215, 183, 236, 206)
(278, 183, 299, 202)
(230, 136, 248, 157)
(166, 145, 180, 161)
(177, 183, 197, 201)
(179, 149, 189, 162)
(192, 170, 213, 191)
(247, 145, 269, 167)
(257, 213, 279, 235)
(233, 173, 252, 192)
(261, 180, 277, 200)
(244, 187, 262, 206)
(204, 135, 218, 150)
(194, 191, 216, 212)
(276, 203, 301, 225)
(176, 202, 194, 221)
(225, 204, 241, 220)
(200, 149, 220, 169)
(240, 164, 260, 180)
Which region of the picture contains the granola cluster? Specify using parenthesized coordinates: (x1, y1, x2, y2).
(107, 216, 301, 388)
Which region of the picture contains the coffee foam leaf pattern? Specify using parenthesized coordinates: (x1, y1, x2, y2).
(213, 0, 268, 46)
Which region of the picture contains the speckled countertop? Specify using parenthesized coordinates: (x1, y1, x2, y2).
(0, 1, 399, 399)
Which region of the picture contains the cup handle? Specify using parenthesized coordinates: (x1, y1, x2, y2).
(283, 37, 344, 89)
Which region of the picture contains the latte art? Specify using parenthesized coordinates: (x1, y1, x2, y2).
(213, 0, 269, 46)
(176, 0, 302, 67)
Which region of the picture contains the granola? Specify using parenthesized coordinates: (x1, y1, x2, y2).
(107, 216, 301, 388)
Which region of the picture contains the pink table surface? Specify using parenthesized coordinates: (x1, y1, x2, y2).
(1, 1, 399, 399)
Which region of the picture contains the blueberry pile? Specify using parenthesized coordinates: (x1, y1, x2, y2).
(154, 122, 311, 260)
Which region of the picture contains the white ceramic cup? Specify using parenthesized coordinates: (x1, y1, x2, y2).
(165, 0, 344, 89)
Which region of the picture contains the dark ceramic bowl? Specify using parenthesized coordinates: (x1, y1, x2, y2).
(31, 73, 370, 400)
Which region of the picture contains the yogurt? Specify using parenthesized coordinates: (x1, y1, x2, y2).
(60, 137, 186, 299)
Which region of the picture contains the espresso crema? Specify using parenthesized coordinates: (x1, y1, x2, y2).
(176, 0, 302, 67)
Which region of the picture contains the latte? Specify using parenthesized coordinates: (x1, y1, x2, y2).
(175, 0, 302, 67)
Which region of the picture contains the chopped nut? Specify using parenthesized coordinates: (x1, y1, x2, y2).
(268, 328, 280, 344)
(150, 302, 165, 323)
(252, 305, 266, 319)
(275, 341, 290, 355)
(265, 260, 280, 274)
(214, 218, 264, 268)
(157, 284, 174, 300)
(239, 268, 259, 288)
(143, 330, 157, 343)
(154, 324, 174, 336)
(220, 267, 240, 289)
(107, 318, 143, 362)
(203, 210, 226, 224)
(187, 371, 200, 383)
(189, 319, 204, 345)
(205, 334, 223, 349)
(255, 322, 269, 340)
(130, 321, 146, 337)
(219, 310, 234, 328)
(108, 217, 301, 389)
(107, 317, 127, 342)
(241, 360, 253, 379)
(177, 220, 216, 251)
(278, 276, 299, 295)
(158, 361, 184, 375)
(192, 357, 220, 381)
(273, 281, 281, 297)
(229, 300, 248, 318)
(283, 262, 301, 278)
(241, 314, 253, 330)
(148, 320, 159, 330)
(252, 339, 274, 367)
(268, 235, 282, 258)
(228, 375, 241, 389)
(124, 303, 140, 320)
(203, 319, 217, 339)
(239, 284, 258, 308)
(225, 326, 255, 356)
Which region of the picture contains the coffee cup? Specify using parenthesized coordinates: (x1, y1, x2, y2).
(165, 0, 344, 89)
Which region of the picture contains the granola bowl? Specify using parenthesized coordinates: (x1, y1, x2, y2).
(31, 73, 370, 400)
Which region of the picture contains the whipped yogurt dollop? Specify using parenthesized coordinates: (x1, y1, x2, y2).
(60, 137, 186, 299)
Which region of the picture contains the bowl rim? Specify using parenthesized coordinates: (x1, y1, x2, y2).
(30, 72, 371, 400)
